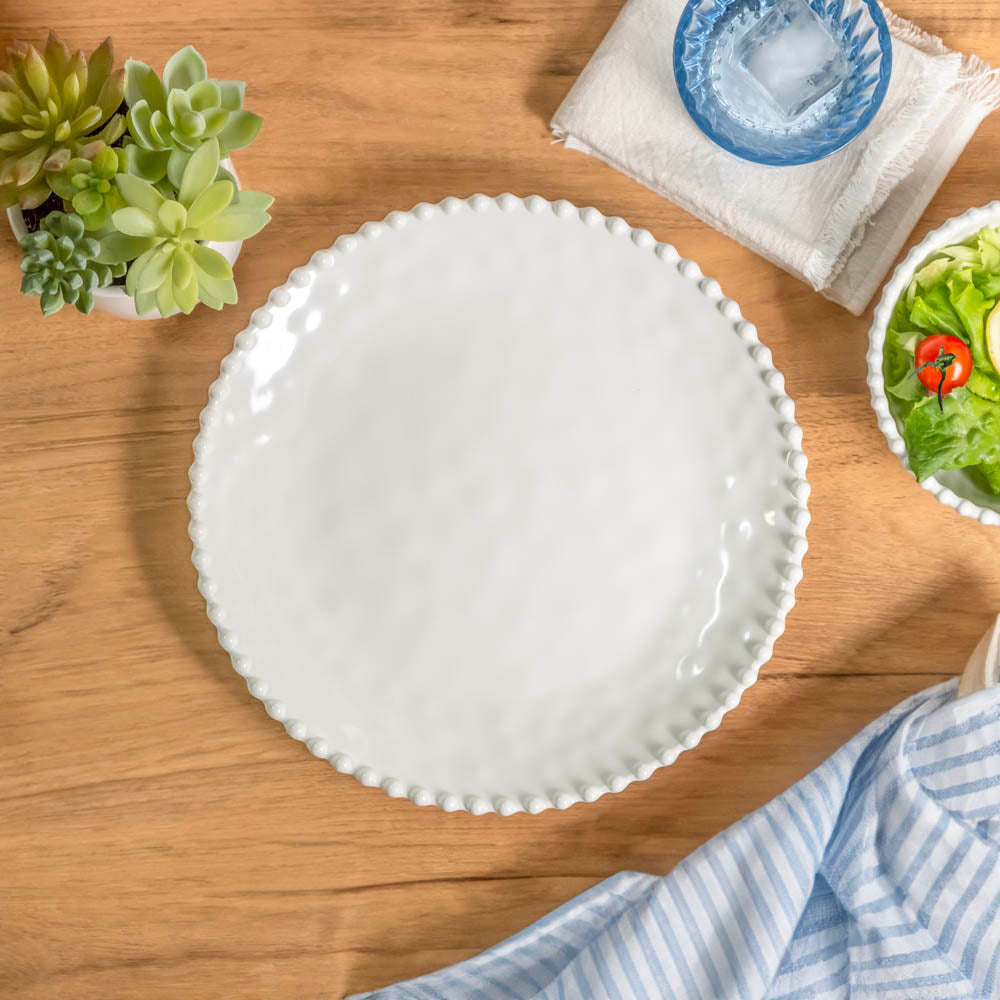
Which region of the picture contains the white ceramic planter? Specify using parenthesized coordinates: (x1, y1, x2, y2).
(7, 156, 243, 321)
(868, 201, 1000, 525)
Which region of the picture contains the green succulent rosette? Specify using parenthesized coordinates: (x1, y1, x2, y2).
(47, 145, 127, 230)
(19, 210, 125, 315)
(98, 137, 272, 317)
(123, 45, 261, 189)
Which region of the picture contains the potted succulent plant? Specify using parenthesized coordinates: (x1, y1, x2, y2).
(3, 33, 273, 320)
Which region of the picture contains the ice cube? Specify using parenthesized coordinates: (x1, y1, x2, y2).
(736, 0, 848, 120)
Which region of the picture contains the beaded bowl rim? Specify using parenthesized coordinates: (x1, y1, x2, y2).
(867, 200, 1000, 526)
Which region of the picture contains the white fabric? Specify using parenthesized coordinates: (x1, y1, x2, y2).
(551, 3, 1000, 315)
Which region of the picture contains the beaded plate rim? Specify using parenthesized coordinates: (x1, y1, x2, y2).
(188, 193, 811, 815)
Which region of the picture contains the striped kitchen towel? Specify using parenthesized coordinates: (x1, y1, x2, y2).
(352, 680, 1000, 999)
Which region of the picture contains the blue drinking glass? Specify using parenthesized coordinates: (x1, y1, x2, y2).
(674, 0, 892, 166)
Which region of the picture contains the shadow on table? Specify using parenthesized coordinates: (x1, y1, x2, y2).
(328, 152, 607, 216)
(522, 0, 620, 126)
(123, 314, 252, 695)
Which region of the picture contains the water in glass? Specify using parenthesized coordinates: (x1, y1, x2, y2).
(713, 0, 850, 132)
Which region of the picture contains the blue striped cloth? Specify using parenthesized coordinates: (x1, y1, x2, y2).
(352, 681, 1000, 999)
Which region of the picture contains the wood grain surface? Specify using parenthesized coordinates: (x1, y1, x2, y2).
(4, 2, 1000, 997)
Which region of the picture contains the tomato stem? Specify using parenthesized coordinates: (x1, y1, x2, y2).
(914, 346, 957, 412)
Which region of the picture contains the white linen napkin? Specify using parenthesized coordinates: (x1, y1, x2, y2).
(551, 3, 1000, 315)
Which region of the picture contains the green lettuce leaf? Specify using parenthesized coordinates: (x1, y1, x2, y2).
(975, 274, 1000, 298)
(887, 371, 926, 403)
(971, 230, 1000, 295)
(940, 244, 982, 264)
(967, 369, 1000, 403)
(949, 274, 997, 367)
(979, 228, 1000, 272)
(883, 328, 920, 384)
(903, 387, 1000, 482)
(911, 256, 965, 297)
(978, 461, 1000, 493)
(947, 273, 1000, 401)
(949, 273, 991, 339)
(909, 283, 966, 338)
(884, 224, 1000, 493)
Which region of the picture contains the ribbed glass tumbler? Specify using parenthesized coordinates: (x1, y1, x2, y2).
(674, 0, 892, 165)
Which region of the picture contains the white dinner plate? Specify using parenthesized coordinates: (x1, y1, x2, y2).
(189, 195, 809, 814)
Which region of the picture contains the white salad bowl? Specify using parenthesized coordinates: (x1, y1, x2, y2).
(7, 156, 243, 321)
(868, 201, 1000, 525)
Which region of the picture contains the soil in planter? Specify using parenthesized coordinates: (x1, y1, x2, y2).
(21, 191, 64, 233)
(109, 100, 128, 148)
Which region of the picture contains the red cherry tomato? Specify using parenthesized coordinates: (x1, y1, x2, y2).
(914, 334, 972, 401)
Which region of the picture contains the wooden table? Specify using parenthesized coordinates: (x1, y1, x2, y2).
(4, 2, 1000, 996)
